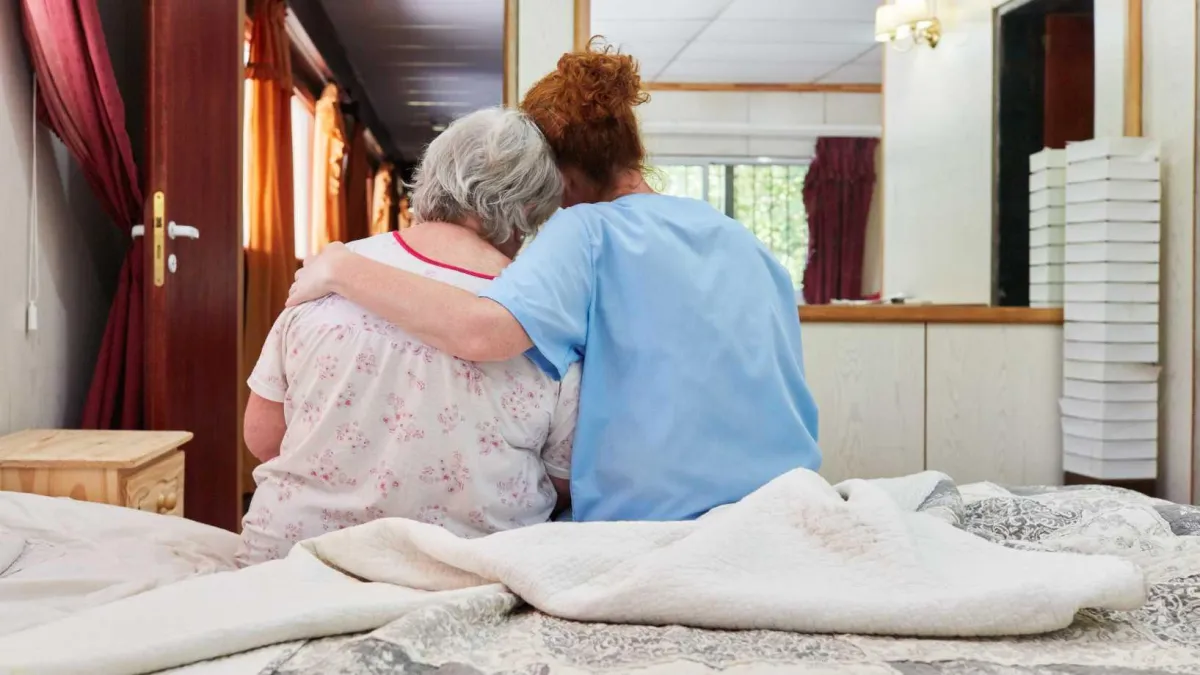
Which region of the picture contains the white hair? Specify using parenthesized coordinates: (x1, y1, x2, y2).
(409, 107, 563, 246)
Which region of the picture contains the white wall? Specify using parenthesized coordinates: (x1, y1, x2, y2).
(516, 0, 575, 99)
(0, 1, 129, 433)
(1093, 0, 1128, 137)
(1142, 0, 1196, 505)
(882, 0, 996, 304)
(881, 0, 1198, 502)
(640, 90, 882, 159)
(881, 0, 1133, 303)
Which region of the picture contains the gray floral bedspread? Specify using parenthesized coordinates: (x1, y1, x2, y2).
(247, 481, 1200, 674)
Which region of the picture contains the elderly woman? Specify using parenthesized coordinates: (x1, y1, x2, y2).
(287, 46, 821, 524)
(236, 107, 579, 566)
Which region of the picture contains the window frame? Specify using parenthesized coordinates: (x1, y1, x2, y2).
(650, 155, 811, 216)
(290, 89, 317, 260)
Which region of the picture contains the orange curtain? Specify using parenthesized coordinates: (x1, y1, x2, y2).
(343, 122, 371, 242)
(397, 192, 412, 229)
(310, 83, 347, 252)
(242, 0, 296, 491)
(369, 162, 394, 235)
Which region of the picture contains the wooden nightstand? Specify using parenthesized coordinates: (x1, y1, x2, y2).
(0, 430, 189, 516)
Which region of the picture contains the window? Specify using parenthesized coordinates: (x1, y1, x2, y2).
(290, 94, 315, 260)
(242, 38, 318, 260)
(655, 162, 809, 292)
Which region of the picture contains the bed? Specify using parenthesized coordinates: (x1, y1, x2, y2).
(0, 490, 239, 637)
(3, 478, 1199, 675)
(163, 479, 1200, 675)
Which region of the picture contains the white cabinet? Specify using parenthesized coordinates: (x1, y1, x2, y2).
(802, 322, 1063, 486)
(802, 324, 926, 484)
(925, 325, 1064, 486)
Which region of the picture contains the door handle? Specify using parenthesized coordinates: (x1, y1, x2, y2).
(168, 221, 199, 240)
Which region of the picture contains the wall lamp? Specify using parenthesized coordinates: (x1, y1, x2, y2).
(875, 0, 942, 50)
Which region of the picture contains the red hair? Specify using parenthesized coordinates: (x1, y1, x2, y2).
(519, 40, 650, 191)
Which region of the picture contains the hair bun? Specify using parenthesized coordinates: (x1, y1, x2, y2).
(553, 40, 649, 125)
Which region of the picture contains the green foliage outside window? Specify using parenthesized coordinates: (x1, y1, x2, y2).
(655, 163, 809, 291)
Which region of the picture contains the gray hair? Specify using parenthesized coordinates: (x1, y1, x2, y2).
(409, 107, 563, 246)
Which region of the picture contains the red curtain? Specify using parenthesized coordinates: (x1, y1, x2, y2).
(801, 137, 878, 305)
(21, 0, 145, 429)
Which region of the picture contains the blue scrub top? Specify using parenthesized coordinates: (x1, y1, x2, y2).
(480, 193, 820, 522)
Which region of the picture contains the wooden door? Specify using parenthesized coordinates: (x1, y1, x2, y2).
(1043, 14, 1094, 149)
(144, 0, 244, 531)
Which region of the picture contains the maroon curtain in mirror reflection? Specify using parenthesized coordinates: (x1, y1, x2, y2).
(22, 0, 145, 429)
(801, 137, 878, 305)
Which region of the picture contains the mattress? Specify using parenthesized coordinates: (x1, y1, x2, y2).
(239, 482, 1200, 675)
(0, 491, 239, 636)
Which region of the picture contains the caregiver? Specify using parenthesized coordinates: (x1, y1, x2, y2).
(288, 44, 821, 522)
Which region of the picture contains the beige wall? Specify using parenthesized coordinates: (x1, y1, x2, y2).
(0, 0, 131, 433)
(882, 0, 996, 304)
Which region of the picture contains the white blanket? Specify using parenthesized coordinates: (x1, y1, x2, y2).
(0, 470, 1147, 675)
(0, 492, 239, 637)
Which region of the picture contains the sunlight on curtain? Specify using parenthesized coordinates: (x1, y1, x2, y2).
(242, 40, 252, 247)
(291, 95, 315, 259)
(310, 83, 347, 254)
(369, 162, 394, 236)
(242, 0, 298, 492)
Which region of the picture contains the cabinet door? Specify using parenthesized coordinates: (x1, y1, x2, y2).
(925, 325, 1063, 486)
(802, 323, 926, 484)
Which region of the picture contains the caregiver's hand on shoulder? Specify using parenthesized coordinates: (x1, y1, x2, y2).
(287, 241, 348, 306)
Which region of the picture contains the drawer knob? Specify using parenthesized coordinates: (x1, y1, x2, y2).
(156, 492, 178, 513)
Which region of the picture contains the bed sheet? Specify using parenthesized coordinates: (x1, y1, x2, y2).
(246, 482, 1200, 675)
(0, 491, 239, 636)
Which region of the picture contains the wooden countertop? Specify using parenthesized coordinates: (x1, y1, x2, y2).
(797, 304, 1064, 325)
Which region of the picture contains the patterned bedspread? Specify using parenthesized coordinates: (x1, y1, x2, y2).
(245, 481, 1200, 675)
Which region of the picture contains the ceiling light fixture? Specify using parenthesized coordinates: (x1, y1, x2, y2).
(875, 0, 941, 50)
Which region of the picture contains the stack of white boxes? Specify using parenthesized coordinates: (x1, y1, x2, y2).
(1030, 148, 1067, 307)
(1060, 137, 1161, 483)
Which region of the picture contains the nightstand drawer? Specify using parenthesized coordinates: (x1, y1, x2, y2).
(125, 451, 185, 516)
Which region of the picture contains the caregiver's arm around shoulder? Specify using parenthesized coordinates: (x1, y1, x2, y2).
(292, 242, 530, 361)
(289, 211, 595, 377)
